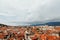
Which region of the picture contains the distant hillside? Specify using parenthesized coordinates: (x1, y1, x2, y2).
(30, 23, 45, 26)
(46, 22, 60, 26)
(0, 22, 60, 26)
(0, 24, 7, 26)
(31, 22, 60, 26)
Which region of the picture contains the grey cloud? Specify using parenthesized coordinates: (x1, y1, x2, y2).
(0, 0, 60, 26)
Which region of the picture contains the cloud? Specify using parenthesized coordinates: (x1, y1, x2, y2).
(0, 0, 60, 26)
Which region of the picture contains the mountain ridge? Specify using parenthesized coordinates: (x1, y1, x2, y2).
(0, 22, 60, 26)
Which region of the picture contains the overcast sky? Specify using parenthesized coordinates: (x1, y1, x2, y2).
(0, 0, 60, 26)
